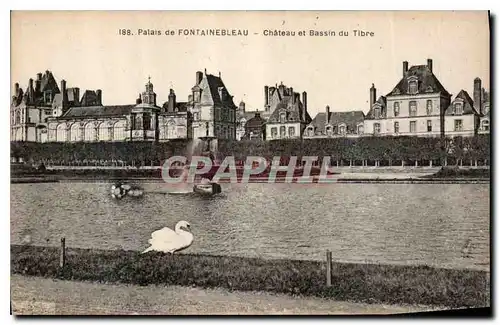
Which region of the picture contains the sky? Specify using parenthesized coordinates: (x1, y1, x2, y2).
(11, 11, 490, 116)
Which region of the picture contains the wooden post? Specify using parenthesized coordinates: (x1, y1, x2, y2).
(59, 237, 66, 269)
(326, 250, 332, 287)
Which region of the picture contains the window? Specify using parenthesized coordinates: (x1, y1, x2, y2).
(454, 103, 463, 115)
(10, 112, 14, 125)
(409, 101, 417, 117)
(374, 123, 381, 135)
(374, 108, 380, 119)
(131, 114, 137, 130)
(454, 119, 463, 131)
(15, 111, 20, 125)
(194, 91, 201, 102)
(288, 126, 295, 137)
(410, 121, 416, 133)
(426, 100, 433, 115)
(482, 120, 489, 131)
(427, 120, 432, 132)
(215, 109, 220, 121)
(339, 125, 346, 135)
(357, 124, 364, 134)
(394, 122, 399, 134)
(280, 112, 286, 123)
(280, 126, 286, 137)
(308, 127, 314, 137)
(143, 114, 151, 130)
(409, 80, 418, 94)
(394, 102, 400, 117)
(326, 126, 332, 136)
(271, 127, 277, 138)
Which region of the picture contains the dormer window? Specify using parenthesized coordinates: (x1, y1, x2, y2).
(339, 124, 346, 135)
(408, 79, 418, 94)
(393, 88, 400, 95)
(280, 112, 286, 123)
(374, 107, 381, 119)
(454, 102, 463, 115)
(193, 90, 201, 103)
(426, 86, 434, 93)
(393, 102, 400, 117)
(326, 125, 332, 136)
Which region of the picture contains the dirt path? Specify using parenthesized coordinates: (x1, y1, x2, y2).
(10, 275, 440, 315)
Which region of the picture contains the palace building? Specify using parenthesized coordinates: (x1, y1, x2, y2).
(264, 82, 312, 139)
(364, 59, 490, 137)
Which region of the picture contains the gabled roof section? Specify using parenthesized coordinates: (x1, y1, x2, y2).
(387, 65, 450, 97)
(445, 90, 479, 116)
(267, 96, 312, 124)
(205, 73, 237, 108)
(59, 105, 134, 119)
(40, 71, 60, 93)
(365, 96, 387, 120)
(308, 111, 364, 132)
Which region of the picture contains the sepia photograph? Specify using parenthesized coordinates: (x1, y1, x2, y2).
(9, 10, 491, 316)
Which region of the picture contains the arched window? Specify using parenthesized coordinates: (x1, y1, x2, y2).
(70, 123, 81, 142)
(84, 123, 96, 142)
(408, 80, 418, 94)
(114, 121, 127, 141)
(56, 124, 66, 142)
(99, 123, 110, 141)
(167, 120, 176, 139)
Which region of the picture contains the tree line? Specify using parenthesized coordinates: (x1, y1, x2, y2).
(11, 135, 490, 166)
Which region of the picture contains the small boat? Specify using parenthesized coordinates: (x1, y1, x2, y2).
(193, 182, 222, 196)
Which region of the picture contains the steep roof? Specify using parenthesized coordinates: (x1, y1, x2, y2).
(267, 96, 312, 124)
(205, 73, 237, 108)
(387, 65, 450, 97)
(245, 112, 266, 129)
(365, 96, 387, 120)
(308, 110, 365, 133)
(161, 102, 190, 114)
(445, 90, 479, 116)
(40, 71, 60, 93)
(59, 105, 134, 119)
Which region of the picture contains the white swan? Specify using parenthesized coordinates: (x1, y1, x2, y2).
(141, 220, 193, 254)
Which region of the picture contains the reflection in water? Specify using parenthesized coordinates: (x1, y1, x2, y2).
(10, 182, 490, 271)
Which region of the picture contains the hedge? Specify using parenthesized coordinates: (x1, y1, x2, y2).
(10, 135, 490, 166)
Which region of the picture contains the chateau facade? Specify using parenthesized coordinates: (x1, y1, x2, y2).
(11, 62, 489, 144)
(11, 69, 242, 143)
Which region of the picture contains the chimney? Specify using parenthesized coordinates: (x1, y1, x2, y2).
(325, 105, 330, 124)
(427, 59, 433, 73)
(290, 87, 294, 104)
(37, 73, 42, 81)
(302, 91, 307, 121)
(370, 83, 376, 108)
(74, 88, 80, 106)
(474, 77, 482, 114)
(196, 71, 203, 85)
(403, 61, 409, 76)
(14, 82, 19, 95)
(239, 101, 246, 112)
(96, 89, 102, 105)
(219, 71, 221, 78)
(136, 93, 142, 104)
(264, 86, 269, 108)
(61, 80, 68, 107)
(168, 89, 176, 112)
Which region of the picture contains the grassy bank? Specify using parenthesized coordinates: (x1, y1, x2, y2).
(11, 245, 489, 308)
(424, 167, 490, 179)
